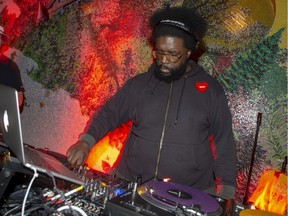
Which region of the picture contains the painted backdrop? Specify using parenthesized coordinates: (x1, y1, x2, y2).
(0, 0, 287, 203)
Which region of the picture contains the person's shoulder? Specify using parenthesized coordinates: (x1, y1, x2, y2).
(0, 54, 18, 68)
(189, 61, 216, 81)
(127, 70, 152, 84)
(0, 54, 9, 63)
(121, 71, 153, 94)
(189, 62, 225, 93)
(134, 71, 151, 79)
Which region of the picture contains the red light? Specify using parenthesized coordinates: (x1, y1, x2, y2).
(163, 178, 171, 182)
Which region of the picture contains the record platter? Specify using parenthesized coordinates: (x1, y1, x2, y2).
(138, 180, 223, 216)
(105, 179, 224, 216)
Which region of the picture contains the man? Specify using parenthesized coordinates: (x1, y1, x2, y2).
(67, 7, 236, 202)
(0, 25, 25, 112)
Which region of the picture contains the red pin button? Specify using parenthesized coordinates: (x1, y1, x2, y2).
(195, 81, 208, 92)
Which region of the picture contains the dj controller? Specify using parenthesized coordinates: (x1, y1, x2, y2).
(0, 145, 243, 216)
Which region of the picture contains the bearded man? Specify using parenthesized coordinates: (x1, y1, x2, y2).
(67, 7, 236, 205)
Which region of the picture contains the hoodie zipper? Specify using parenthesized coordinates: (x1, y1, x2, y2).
(154, 82, 173, 179)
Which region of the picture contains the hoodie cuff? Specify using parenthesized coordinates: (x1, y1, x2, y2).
(204, 185, 235, 200)
(79, 133, 96, 149)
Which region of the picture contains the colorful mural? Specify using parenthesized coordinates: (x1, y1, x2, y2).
(0, 0, 287, 207)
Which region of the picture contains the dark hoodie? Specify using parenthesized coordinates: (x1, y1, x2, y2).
(80, 59, 236, 192)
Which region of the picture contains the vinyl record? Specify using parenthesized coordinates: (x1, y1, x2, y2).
(138, 179, 223, 216)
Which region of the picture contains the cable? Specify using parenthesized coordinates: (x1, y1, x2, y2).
(57, 205, 88, 216)
(21, 167, 39, 216)
(3, 205, 22, 216)
(43, 170, 69, 204)
(44, 170, 58, 191)
(18, 204, 52, 216)
(51, 185, 84, 201)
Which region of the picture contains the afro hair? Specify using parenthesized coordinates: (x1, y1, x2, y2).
(149, 7, 207, 51)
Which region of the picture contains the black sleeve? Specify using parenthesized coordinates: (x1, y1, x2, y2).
(10, 61, 24, 92)
(210, 90, 236, 187)
(81, 78, 136, 147)
(0, 58, 24, 92)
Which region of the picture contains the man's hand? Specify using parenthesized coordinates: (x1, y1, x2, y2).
(66, 141, 90, 168)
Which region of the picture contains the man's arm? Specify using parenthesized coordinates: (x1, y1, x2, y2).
(67, 78, 136, 167)
(209, 91, 236, 199)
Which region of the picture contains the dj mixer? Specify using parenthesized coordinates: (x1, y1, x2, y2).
(0, 144, 242, 216)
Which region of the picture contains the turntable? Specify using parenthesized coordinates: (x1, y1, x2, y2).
(105, 179, 224, 216)
(138, 180, 223, 216)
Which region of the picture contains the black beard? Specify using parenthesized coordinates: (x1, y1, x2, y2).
(154, 61, 188, 83)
